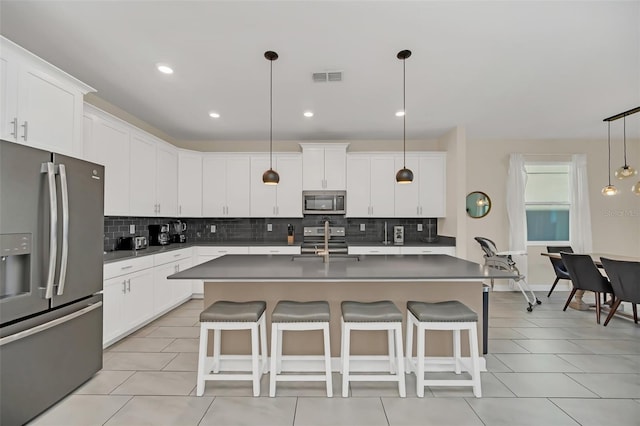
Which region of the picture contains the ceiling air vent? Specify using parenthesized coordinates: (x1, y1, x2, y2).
(312, 71, 342, 82)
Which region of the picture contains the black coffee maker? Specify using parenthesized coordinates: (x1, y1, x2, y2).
(149, 224, 171, 245)
(169, 220, 187, 243)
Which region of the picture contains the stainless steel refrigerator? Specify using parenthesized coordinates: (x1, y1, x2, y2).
(0, 140, 104, 425)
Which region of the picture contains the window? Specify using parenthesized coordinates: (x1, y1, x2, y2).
(524, 163, 570, 243)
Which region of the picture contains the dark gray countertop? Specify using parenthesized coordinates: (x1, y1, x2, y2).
(167, 254, 517, 282)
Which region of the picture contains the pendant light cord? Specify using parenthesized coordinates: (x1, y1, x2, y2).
(607, 121, 612, 185)
(269, 59, 273, 170)
(623, 116, 627, 167)
(402, 56, 406, 168)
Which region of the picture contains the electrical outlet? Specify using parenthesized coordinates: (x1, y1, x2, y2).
(360, 223, 366, 231)
(129, 224, 135, 234)
(417, 224, 423, 232)
(210, 225, 216, 233)
(267, 223, 273, 232)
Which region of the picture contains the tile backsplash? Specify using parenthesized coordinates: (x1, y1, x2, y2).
(104, 216, 442, 252)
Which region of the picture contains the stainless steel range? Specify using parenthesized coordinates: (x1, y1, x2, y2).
(301, 225, 348, 254)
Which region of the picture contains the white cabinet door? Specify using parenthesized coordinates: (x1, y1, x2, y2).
(83, 109, 131, 216)
(122, 269, 154, 332)
(346, 156, 370, 217)
(250, 155, 276, 217)
(369, 157, 395, 217)
(323, 147, 347, 190)
(153, 262, 176, 316)
(103, 276, 126, 345)
(274, 155, 302, 217)
(178, 151, 203, 217)
(399, 246, 455, 256)
(156, 144, 178, 217)
(302, 146, 326, 190)
(202, 156, 226, 216)
(394, 156, 421, 217)
(248, 246, 300, 255)
(173, 258, 193, 302)
(129, 132, 157, 216)
(348, 246, 401, 255)
(225, 157, 251, 217)
(0, 55, 18, 142)
(417, 155, 446, 217)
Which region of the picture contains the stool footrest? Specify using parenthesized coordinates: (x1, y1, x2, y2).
(346, 374, 404, 382)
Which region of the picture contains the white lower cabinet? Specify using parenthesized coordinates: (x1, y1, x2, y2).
(399, 246, 456, 256)
(348, 246, 401, 255)
(248, 246, 300, 255)
(153, 248, 193, 315)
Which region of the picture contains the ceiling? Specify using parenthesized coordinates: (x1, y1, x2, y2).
(1, 1, 639, 144)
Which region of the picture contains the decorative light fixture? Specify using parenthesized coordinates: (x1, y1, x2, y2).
(395, 49, 413, 184)
(262, 51, 280, 185)
(632, 181, 640, 195)
(614, 116, 638, 179)
(601, 121, 618, 196)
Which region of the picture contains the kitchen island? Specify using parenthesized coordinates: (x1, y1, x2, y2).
(169, 254, 517, 362)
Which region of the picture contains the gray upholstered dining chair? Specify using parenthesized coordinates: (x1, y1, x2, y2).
(546, 246, 573, 297)
(600, 258, 640, 326)
(560, 253, 613, 325)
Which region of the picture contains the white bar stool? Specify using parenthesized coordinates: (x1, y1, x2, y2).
(405, 300, 481, 398)
(340, 300, 406, 398)
(269, 300, 332, 397)
(196, 300, 267, 397)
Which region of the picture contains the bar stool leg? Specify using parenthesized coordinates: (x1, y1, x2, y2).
(405, 312, 414, 374)
(212, 329, 221, 373)
(259, 314, 268, 373)
(469, 324, 482, 398)
(340, 317, 345, 374)
(276, 328, 284, 374)
(269, 323, 279, 397)
(394, 324, 406, 397)
(196, 325, 208, 396)
(251, 322, 260, 397)
(416, 322, 425, 398)
(387, 330, 396, 373)
(322, 322, 333, 397)
(342, 322, 351, 398)
(453, 329, 461, 374)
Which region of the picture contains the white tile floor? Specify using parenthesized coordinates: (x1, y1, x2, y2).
(30, 291, 640, 426)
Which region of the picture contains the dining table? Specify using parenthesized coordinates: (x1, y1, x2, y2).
(541, 252, 640, 315)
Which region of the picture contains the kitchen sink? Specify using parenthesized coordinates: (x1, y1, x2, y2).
(290, 254, 361, 262)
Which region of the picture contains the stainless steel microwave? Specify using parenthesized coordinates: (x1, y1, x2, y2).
(302, 191, 346, 214)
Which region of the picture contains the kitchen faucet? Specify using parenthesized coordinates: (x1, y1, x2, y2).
(315, 220, 330, 263)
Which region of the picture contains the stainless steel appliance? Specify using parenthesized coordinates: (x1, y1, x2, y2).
(302, 190, 346, 215)
(394, 226, 404, 245)
(149, 224, 170, 245)
(169, 220, 187, 243)
(0, 140, 104, 426)
(116, 236, 148, 250)
(301, 225, 347, 254)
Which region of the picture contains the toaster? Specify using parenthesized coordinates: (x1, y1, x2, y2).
(116, 236, 148, 250)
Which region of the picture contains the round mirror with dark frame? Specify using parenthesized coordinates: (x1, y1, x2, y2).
(466, 191, 491, 218)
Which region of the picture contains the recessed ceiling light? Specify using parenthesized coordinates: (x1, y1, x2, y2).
(209, 112, 220, 118)
(395, 110, 405, 117)
(303, 111, 314, 118)
(156, 64, 174, 74)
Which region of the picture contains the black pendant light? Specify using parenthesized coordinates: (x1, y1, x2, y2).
(262, 50, 280, 185)
(601, 121, 618, 196)
(396, 49, 414, 184)
(614, 116, 638, 179)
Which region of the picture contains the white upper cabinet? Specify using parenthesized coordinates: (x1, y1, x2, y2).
(83, 105, 130, 216)
(301, 143, 348, 190)
(394, 152, 446, 217)
(129, 131, 157, 216)
(346, 154, 395, 217)
(250, 154, 303, 217)
(202, 154, 251, 217)
(156, 142, 178, 217)
(1, 36, 94, 157)
(178, 150, 203, 217)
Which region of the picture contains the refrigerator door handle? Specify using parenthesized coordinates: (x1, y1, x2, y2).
(0, 302, 103, 347)
(56, 164, 70, 296)
(40, 162, 58, 299)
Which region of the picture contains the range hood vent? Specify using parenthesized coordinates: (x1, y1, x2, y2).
(312, 71, 342, 82)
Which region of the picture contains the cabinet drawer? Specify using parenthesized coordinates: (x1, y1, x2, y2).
(104, 256, 154, 280)
(248, 246, 300, 255)
(348, 246, 401, 255)
(399, 247, 456, 256)
(154, 248, 193, 266)
(197, 246, 249, 256)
